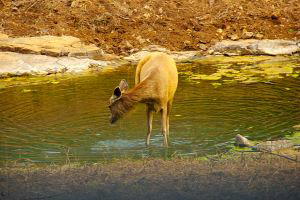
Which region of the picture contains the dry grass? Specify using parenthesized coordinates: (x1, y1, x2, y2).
(1, 152, 299, 200)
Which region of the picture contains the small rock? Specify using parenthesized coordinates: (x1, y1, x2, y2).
(158, 7, 163, 14)
(142, 45, 168, 52)
(242, 31, 254, 39)
(198, 44, 208, 51)
(216, 29, 223, 34)
(0, 33, 8, 39)
(229, 34, 239, 41)
(12, 7, 18, 12)
(235, 134, 253, 147)
(143, 13, 151, 19)
(208, 49, 214, 55)
(255, 33, 264, 39)
(293, 124, 300, 130)
(136, 35, 146, 44)
(184, 40, 191, 45)
(120, 40, 133, 51)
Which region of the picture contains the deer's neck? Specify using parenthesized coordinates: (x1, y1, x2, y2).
(125, 80, 155, 104)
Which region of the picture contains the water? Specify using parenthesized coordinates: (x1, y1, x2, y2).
(0, 59, 299, 163)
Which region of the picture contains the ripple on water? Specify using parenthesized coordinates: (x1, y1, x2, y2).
(0, 61, 299, 163)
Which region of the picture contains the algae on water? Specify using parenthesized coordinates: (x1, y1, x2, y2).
(178, 56, 300, 86)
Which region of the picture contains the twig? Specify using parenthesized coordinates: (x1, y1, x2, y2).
(264, 151, 298, 162)
(25, 0, 41, 12)
(236, 150, 299, 162)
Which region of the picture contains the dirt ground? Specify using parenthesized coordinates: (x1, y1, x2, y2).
(1, 152, 299, 200)
(0, 0, 299, 55)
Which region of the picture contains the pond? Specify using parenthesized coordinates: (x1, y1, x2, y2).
(0, 56, 299, 163)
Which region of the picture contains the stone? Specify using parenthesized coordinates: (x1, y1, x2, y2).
(0, 52, 118, 77)
(0, 35, 101, 57)
(124, 45, 198, 63)
(198, 44, 208, 51)
(0, 33, 9, 39)
(216, 29, 223, 33)
(136, 35, 146, 44)
(255, 33, 264, 39)
(235, 134, 253, 147)
(293, 124, 300, 130)
(210, 39, 300, 56)
(242, 31, 254, 39)
(229, 34, 239, 41)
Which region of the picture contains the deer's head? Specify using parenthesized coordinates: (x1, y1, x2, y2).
(108, 79, 129, 124)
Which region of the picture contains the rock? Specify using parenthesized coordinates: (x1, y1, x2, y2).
(235, 134, 295, 152)
(12, 7, 18, 12)
(208, 49, 214, 55)
(0, 52, 119, 77)
(229, 34, 239, 41)
(235, 134, 253, 147)
(210, 39, 300, 56)
(216, 29, 223, 34)
(124, 45, 198, 63)
(255, 33, 264, 39)
(0, 35, 101, 57)
(142, 45, 169, 52)
(136, 35, 146, 44)
(293, 124, 300, 130)
(0, 33, 8, 39)
(198, 44, 208, 51)
(242, 31, 254, 39)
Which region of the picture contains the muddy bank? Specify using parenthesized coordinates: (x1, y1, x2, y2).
(1, 152, 299, 200)
(0, 0, 299, 55)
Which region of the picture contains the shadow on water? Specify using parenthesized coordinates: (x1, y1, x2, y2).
(0, 58, 299, 163)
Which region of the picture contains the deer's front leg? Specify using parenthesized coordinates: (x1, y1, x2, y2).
(146, 105, 154, 146)
(161, 107, 168, 147)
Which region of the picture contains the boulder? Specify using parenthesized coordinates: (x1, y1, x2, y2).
(0, 52, 114, 77)
(0, 35, 101, 57)
(124, 45, 199, 63)
(235, 134, 253, 147)
(210, 39, 300, 56)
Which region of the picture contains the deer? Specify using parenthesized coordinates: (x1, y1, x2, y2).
(108, 52, 178, 147)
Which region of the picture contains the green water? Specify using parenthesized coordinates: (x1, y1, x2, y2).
(0, 58, 299, 163)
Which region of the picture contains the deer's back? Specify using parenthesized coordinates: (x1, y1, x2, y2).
(135, 53, 178, 103)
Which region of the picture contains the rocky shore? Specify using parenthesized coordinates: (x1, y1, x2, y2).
(0, 34, 299, 78)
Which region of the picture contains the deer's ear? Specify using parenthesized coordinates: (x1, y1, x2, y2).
(113, 87, 122, 98)
(119, 79, 129, 92)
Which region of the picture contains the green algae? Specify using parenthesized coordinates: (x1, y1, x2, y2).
(179, 56, 300, 85)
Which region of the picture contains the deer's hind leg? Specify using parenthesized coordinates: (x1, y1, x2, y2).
(160, 106, 168, 147)
(146, 104, 154, 146)
(166, 100, 173, 137)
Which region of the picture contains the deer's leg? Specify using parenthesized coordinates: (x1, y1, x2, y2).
(161, 107, 168, 147)
(166, 100, 173, 137)
(146, 104, 154, 146)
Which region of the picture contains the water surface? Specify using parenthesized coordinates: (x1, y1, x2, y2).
(0, 58, 299, 163)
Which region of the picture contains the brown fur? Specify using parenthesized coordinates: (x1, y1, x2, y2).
(109, 52, 178, 146)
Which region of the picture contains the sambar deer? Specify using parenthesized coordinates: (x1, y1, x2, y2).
(108, 52, 178, 147)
